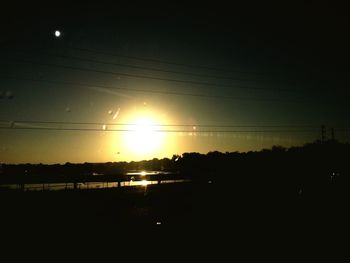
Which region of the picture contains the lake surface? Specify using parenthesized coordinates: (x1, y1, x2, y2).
(0, 170, 189, 191)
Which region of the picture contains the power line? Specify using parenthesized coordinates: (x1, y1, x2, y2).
(0, 119, 320, 128)
(2, 58, 297, 92)
(10, 48, 258, 83)
(0, 126, 320, 133)
(64, 45, 264, 76)
(1, 76, 306, 103)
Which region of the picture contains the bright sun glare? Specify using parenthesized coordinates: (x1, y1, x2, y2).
(123, 116, 165, 157)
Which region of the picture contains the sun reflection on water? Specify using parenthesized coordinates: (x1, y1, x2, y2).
(140, 180, 150, 186)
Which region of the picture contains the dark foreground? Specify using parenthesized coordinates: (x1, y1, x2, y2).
(1, 182, 348, 259)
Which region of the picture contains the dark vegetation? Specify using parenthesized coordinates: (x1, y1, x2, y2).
(1, 140, 349, 255)
(1, 140, 349, 198)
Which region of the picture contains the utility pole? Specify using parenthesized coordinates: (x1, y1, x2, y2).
(321, 125, 326, 143)
(331, 128, 335, 141)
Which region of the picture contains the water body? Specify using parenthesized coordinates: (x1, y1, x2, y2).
(0, 171, 189, 191)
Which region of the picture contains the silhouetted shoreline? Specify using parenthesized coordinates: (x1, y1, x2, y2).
(1, 140, 349, 254)
(1, 140, 349, 196)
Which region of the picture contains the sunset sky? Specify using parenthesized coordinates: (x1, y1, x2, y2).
(1, 2, 350, 163)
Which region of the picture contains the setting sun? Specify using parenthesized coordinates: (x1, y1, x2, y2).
(113, 106, 174, 161)
(124, 117, 164, 155)
(108, 106, 178, 162)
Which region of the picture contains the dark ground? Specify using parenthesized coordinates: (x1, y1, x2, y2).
(0, 182, 348, 260)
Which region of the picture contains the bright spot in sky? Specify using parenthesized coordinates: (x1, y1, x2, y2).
(140, 171, 147, 176)
(124, 116, 165, 156)
(54, 30, 61, 37)
(109, 107, 176, 162)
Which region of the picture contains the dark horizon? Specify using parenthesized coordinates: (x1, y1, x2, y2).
(0, 135, 346, 165)
(1, 131, 349, 254)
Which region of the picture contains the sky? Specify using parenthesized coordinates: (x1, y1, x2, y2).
(1, 1, 350, 164)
